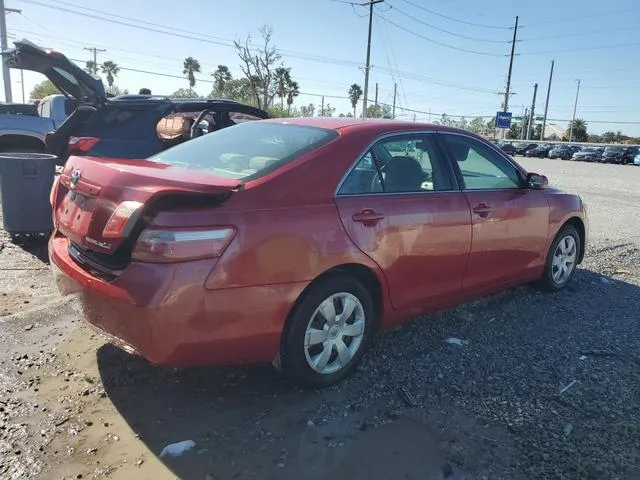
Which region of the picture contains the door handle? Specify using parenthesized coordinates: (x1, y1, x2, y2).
(472, 203, 493, 218)
(352, 209, 385, 226)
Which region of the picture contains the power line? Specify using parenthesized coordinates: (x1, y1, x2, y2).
(520, 42, 640, 56)
(519, 25, 636, 42)
(11, 27, 504, 96)
(398, 0, 511, 30)
(519, 6, 640, 27)
(376, 12, 508, 57)
(387, 2, 511, 43)
(15, 0, 363, 68)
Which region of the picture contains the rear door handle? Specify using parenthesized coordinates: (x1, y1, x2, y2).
(472, 203, 493, 218)
(352, 209, 385, 226)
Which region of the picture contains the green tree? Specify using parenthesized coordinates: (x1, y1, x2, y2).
(468, 117, 485, 134)
(85, 60, 96, 75)
(100, 61, 120, 93)
(456, 116, 468, 130)
(212, 65, 232, 97)
(286, 80, 299, 115)
(436, 113, 455, 127)
(183, 57, 201, 94)
(484, 118, 496, 137)
(171, 88, 198, 98)
(274, 67, 291, 109)
(601, 131, 616, 143)
(365, 103, 392, 119)
(348, 84, 363, 118)
(224, 78, 253, 104)
(299, 103, 315, 117)
(234, 26, 282, 110)
(30, 80, 60, 99)
(321, 103, 336, 117)
(567, 118, 588, 142)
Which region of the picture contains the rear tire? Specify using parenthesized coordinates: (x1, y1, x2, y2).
(536, 224, 581, 292)
(280, 274, 375, 387)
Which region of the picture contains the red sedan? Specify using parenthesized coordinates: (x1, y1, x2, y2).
(49, 118, 588, 386)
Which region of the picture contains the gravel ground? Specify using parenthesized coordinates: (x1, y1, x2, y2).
(0, 158, 639, 480)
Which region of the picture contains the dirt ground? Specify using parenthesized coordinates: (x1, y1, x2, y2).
(1, 158, 640, 480)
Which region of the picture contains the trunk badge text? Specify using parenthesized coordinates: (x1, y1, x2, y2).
(69, 169, 81, 189)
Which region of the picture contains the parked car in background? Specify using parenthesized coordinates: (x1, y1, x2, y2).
(514, 143, 538, 156)
(0, 94, 74, 152)
(4, 39, 268, 165)
(549, 145, 580, 160)
(498, 142, 516, 155)
(601, 146, 639, 165)
(634, 151, 640, 166)
(48, 118, 587, 385)
(572, 147, 604, 162)
(0, 103, 38, 116)
(526, 145, 554, 158)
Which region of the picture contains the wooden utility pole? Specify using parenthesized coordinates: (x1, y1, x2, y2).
(569, 79, 581, 142)
(526, 83, 538, 140)
(540, 60, 554, 140)
(503, 16, 519, 114)
(362, 0, 384, 118)
(392, 83, 397, 119)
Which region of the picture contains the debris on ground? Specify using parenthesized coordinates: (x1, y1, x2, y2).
(559, 380, 578, 395)
(444, 337, 468, 347)
(159, 440, 196, 458)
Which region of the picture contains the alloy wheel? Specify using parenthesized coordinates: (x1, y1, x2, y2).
(304, 293, 366, 375)
(552, 235, 577, 285)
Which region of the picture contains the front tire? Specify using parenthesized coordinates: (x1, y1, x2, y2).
(280, 274, 375, 386)
(536, 225, 581, 292)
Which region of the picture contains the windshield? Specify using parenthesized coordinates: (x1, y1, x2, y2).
(148, 122, 338, 180)
(605, 146, 624, 152)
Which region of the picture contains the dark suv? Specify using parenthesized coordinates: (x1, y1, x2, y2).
(4, 40, 269, 165)
(601, 146, 639, 165)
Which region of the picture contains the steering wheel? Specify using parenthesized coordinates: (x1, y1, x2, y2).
(190, 109, 210, 139)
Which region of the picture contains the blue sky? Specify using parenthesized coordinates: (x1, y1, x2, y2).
(4, 0, 640, 135)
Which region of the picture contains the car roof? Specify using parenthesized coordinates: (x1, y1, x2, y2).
(261, 117, 468, 136)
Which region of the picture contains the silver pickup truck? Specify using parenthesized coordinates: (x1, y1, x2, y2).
(0, 94, 74, 152)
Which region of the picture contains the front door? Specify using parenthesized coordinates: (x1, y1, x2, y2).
(334, 133, 472, 311)
(439, 133, 550, 292)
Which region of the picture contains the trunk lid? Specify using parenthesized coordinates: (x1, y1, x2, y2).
(4, 40, 106, 106)
(54, 155, 241, 255)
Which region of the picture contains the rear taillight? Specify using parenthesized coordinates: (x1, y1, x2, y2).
(132, 228, 235, 263)
(68, 136, 100, 153)
(102, 201, 144, 238)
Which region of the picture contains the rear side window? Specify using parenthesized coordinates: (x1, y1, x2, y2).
(149, 122, 337, 180)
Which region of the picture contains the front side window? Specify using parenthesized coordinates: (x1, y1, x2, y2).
(149, 122, 337, 181)
(338, 134, 452, 195)
(443, 134, 523, 190)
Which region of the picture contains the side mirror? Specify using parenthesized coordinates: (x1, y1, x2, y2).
(527, 172, 548, 189)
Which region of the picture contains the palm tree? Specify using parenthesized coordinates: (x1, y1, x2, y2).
(100, 61, 120, 93)
(183, 57, 201, 95)
(568, 118, 588, 142)
(212, 65, 232, 97)
(286, 80, 299, 115)
(348, 84, 363, 118)
(85, 60, 96, 75)
(274, 67, 291, 109)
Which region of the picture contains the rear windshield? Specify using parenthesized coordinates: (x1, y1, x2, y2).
(148, 122, 338, 180)
(604, 146, 624, 152)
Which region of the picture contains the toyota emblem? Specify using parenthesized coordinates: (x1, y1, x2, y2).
(69, 169, 81, 189)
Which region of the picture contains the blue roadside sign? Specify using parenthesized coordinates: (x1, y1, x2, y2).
(496, 111, 512, 129)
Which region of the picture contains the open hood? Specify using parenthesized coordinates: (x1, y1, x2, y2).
(3, 40, 106, 105)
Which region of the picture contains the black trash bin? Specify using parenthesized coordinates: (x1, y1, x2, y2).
(0, 153, 57, 236)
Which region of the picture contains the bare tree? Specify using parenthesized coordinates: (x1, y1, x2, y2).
(234, 26, 282, 110)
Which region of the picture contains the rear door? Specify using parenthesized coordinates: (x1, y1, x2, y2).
(335, 132, 472, 311)
(439, 132, 549, 292)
